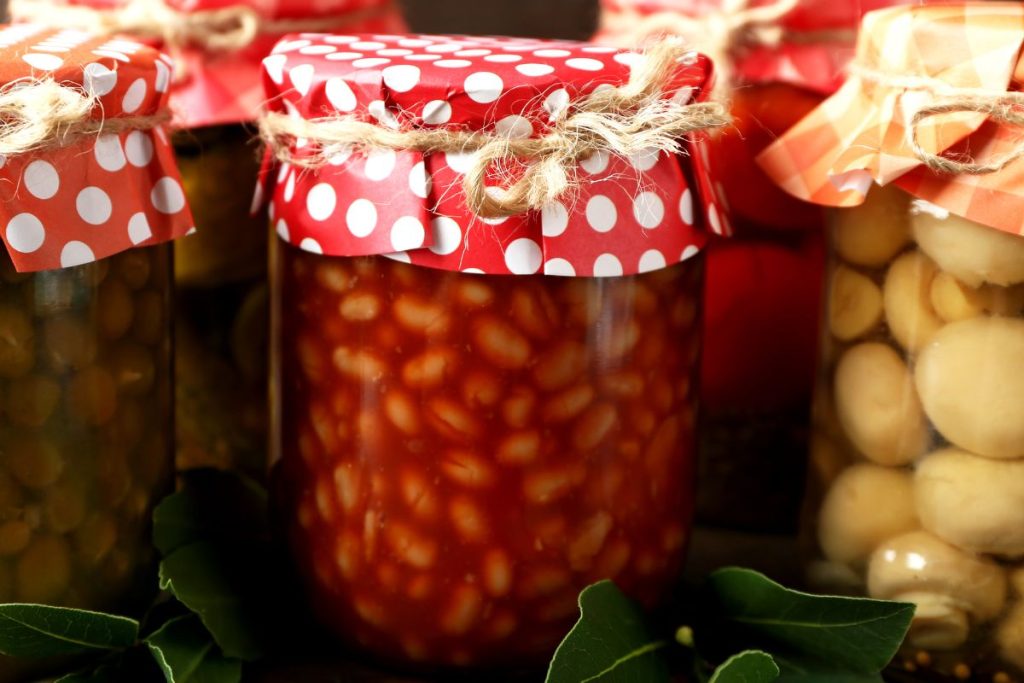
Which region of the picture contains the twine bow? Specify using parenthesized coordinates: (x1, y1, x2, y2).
(851, 62, 1024, 176)
(258, 39, 730, 219)
(0, 78, 169, 156)
(9, 0, 394, 54)
(612, 0, 801, 95)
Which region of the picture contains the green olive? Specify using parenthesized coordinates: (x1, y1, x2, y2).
(0, 306, 34, 378)
(16, 535, 71, 603)
(7, 435, 63, 489)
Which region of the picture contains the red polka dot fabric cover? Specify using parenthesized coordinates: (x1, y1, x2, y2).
(51, 0, 407, 130)
(0, 24, 194, 273)
(595, 0, 915, 95)
(260, 34, 721, 278)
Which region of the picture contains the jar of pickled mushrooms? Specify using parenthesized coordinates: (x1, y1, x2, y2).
(10, 0, 408, 474)
(260, 33, 725, 670)
(0, 24, 193, 680)
(760, 4, 1024, 679)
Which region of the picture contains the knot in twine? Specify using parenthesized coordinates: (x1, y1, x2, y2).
(0, 78, 169, 157)
(258, 39, 730, 219)
(621, 0, 801, 95)
(9, 0, 393, 54)
(852, 62, 1024, 176)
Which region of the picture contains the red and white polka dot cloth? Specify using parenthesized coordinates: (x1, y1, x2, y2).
(260, 33, 723, 278)
(0, 24, 194, 273)
(26, 0, 408, 129)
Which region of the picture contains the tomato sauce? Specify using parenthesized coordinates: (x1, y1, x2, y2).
(272, 247, 703, 667)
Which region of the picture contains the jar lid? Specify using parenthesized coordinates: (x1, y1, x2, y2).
(8, 0, 408, 129)
(0, 24, 194, 272)
(594, 0, 908, 95)
(758, 3, 1024, 239)
(259, 34, 726, 278)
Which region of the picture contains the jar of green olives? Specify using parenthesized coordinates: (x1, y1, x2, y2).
(0, 24, 194, 680)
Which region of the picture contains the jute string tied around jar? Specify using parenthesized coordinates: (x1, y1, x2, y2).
(851, 62, 1024, 176)
(9, 0, 396, 55)
(0, 77, 169, 156)
(258, 39, 731, 220)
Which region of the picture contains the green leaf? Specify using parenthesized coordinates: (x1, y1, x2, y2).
(545, 581, 669, 683)
(0, 605, 138, 659)
(146, 615, 242, 683)
(56, 669, 118, 683)
(710, 651, 779, 683)
(773, 655, 886, 683)
(159, 541, 264, 661)
(152, 469, 268, 557)
(56, 647, 166, 682)
(708, 568, 914, 674)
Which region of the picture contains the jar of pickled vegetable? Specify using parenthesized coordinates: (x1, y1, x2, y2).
(592, 0, 926, 533)
(760, 4, 1024, 679)
(10, 0, 409, 475)
(0, 24, 194, 679)
(261, 33, 724, 669)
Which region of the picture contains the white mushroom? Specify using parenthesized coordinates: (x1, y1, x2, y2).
(834, 343, 929, 466)
(1011, 567, 1024, 597)
(996, 568, 1024, 670)
(915, 317, 1024, 460)
(912, 209, 1024, 287)
(996, 602, 1024, 671)
(868, 530, 1007, 650)
(931, 273, 1024, 321)
(806, 559, 865, 595)
(915, 448, 1024, 557)
(808, 431, 852, 493)
(884, 250, 943, 353)
(929, 271, 988, 323)
(988, 284, 1024, 317)
(833, 184, 912, 268)
(818, 464, 919, 567)
(829, 265, 883, 341)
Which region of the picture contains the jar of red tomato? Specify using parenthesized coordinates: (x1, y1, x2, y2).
(593, 0, 927, 534)
(260, 33, 725, 668)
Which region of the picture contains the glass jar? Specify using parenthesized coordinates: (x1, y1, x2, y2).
(696, 82, 826, 534)
(0, 245, 174, 679)
(271, 246, 703, 669)
(806, 184, 1024, 680)
(173, 125, 268, 476)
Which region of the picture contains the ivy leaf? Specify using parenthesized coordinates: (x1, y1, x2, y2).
(708, 568, 914, 674)
(159, 541, 265, 661)
(545, 581, 669, 683)
(146, 615, 242, 683)
(0, 605, 138, 658)
(709, 651, 779, 683)
(152, 469, 268, 557)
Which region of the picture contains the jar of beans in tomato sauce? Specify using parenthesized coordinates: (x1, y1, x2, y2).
(262, 32, 724, 669)
(274, 249, 703, 667)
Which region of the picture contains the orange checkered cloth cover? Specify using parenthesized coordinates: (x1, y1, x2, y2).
(758, 2, 1024, 238)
